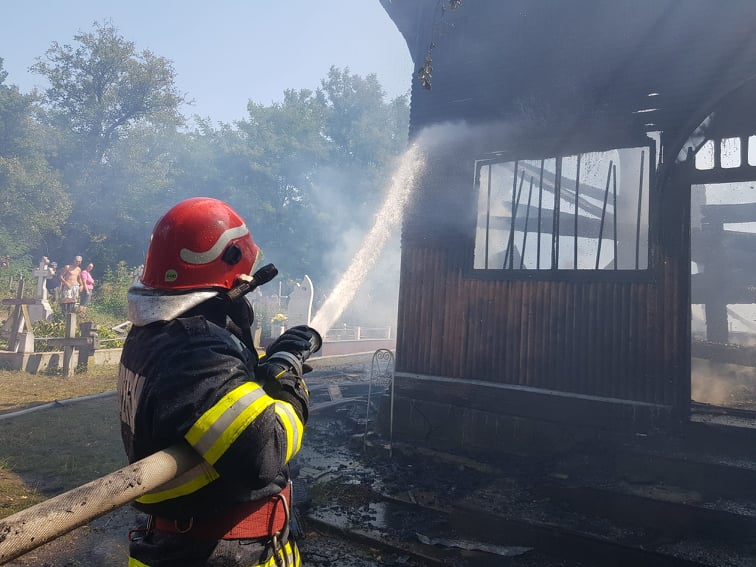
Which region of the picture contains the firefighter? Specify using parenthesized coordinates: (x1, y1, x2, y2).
(118, 197, 319, 567)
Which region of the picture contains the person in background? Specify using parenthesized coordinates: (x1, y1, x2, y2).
(79, 262, 95, 314)
(118, 197, 320, 567)
(59, 255, 83, 314)
(45, 261, 59, 302)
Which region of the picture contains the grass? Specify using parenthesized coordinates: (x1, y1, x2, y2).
(0, 461, 47, 518)
(0, 365, 122, 517)
(0, 365, 118, 414)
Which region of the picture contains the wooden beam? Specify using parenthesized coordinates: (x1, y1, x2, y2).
(7, 280, 25, 352)
(1, 298, 43, 306)
(701, 202, 756, 223)
(45, 338, 97, 348)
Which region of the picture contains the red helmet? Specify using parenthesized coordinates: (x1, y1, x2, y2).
(141, 198, 259, 291)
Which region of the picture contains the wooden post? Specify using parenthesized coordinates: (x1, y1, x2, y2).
(7, 279, 24, 350)
(701, 217, 728, 343)
(77, 321, 99, 368)
(45, 319, 99, 374)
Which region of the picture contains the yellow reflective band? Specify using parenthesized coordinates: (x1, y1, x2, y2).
(202, 394, 273, 464)
(257, 540, 299, 567)
(136, 460, 219, 504)
(274, 401, 304, 462)
(186, 382, 262, 447)
(128, 557, 151, 567)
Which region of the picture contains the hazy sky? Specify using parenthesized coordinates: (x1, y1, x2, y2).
(0, 0, 415, 124)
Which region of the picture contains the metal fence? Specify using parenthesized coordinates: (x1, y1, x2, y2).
(323, 325, 392, 341)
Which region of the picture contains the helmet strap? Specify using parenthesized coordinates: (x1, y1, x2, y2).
(226, 296, 256, 353)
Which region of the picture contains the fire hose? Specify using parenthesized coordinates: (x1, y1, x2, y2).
(0, 443, 204, 564)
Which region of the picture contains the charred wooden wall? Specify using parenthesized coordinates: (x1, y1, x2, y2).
(394, 136, 692, 435)
(399, 253, 680, 405)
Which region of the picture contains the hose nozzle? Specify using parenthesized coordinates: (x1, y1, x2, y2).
(308, 327, 323, 354)
(227, 263, 278, 301)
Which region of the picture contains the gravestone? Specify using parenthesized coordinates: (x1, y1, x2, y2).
(253, 294, 279, 340)
(28, 257, 55, 322)
(287, 275, 314, 328)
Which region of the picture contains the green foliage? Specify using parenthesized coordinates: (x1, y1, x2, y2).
(93, 261, 133, 321)
(0, 156, 69, 258)
(32, 21, 185, 164)
(0, 60, 70, 260)
(28, 316, 124, 351)
(95, 325, 126, 348)
(232, 67, 409, 283)
(32, 319, 66, 337)
(0, 257, 35, 298)
(30, 319, 66, 352)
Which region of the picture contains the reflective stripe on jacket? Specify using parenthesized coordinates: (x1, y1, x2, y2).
(118, 315, 308, 520)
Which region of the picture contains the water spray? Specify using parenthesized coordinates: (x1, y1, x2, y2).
(310, 143, 425, 336)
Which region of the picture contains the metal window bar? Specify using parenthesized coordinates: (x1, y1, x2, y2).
(574, 153, 582, 269)
(520, 176, 535, 269)
(536, 160, 545, 269)
(552, 157, 563, 269)
(740, 135, 749, 167)
(595, 159, 614, 270)
(477, 150, 651, 272)
(635, 150, 645, 269)
(504, 168, 526, 269)
(612, 163, 618, 269)
(509, 160, 519, 269)
(483, 165, 492, 270)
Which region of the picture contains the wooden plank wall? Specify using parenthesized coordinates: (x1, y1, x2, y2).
(398, 247, 672, 404)
(395, 153, 691, 412)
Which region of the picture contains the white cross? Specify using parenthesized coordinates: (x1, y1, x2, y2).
(32, 257, 55, 301)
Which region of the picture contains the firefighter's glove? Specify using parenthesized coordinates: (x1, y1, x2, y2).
(265, 325, 321, 378)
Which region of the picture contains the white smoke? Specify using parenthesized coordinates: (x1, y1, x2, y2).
(311, 142, 425, 335)
(309, 120, 509, 337)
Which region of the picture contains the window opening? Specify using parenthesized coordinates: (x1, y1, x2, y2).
(474, 147, 650, 271)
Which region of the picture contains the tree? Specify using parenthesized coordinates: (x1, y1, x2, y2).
(30, 21, 186, 264)
(83, 122, 184, 267)
(320, 66, 409, 170)
(236, 88, 331, 276)
(0, 57, 69, 260)
(232, 67, 409, 285)
(32, 21, 185, 165)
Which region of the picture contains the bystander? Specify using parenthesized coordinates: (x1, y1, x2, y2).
(59, 255, 83, 314)
(79, 262, 95, 314)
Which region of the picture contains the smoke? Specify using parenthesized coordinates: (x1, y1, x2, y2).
(692, 358, 756, 408)
(309, 120, 509, 336)
(311, 142, 425, 335)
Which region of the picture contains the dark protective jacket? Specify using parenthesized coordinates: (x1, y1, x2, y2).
(118, 314, 309, 521)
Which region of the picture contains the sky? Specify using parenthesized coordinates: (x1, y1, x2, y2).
(0, 0, 415, 124)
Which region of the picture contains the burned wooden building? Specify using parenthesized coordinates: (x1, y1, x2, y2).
(382, 0, 756, 452)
